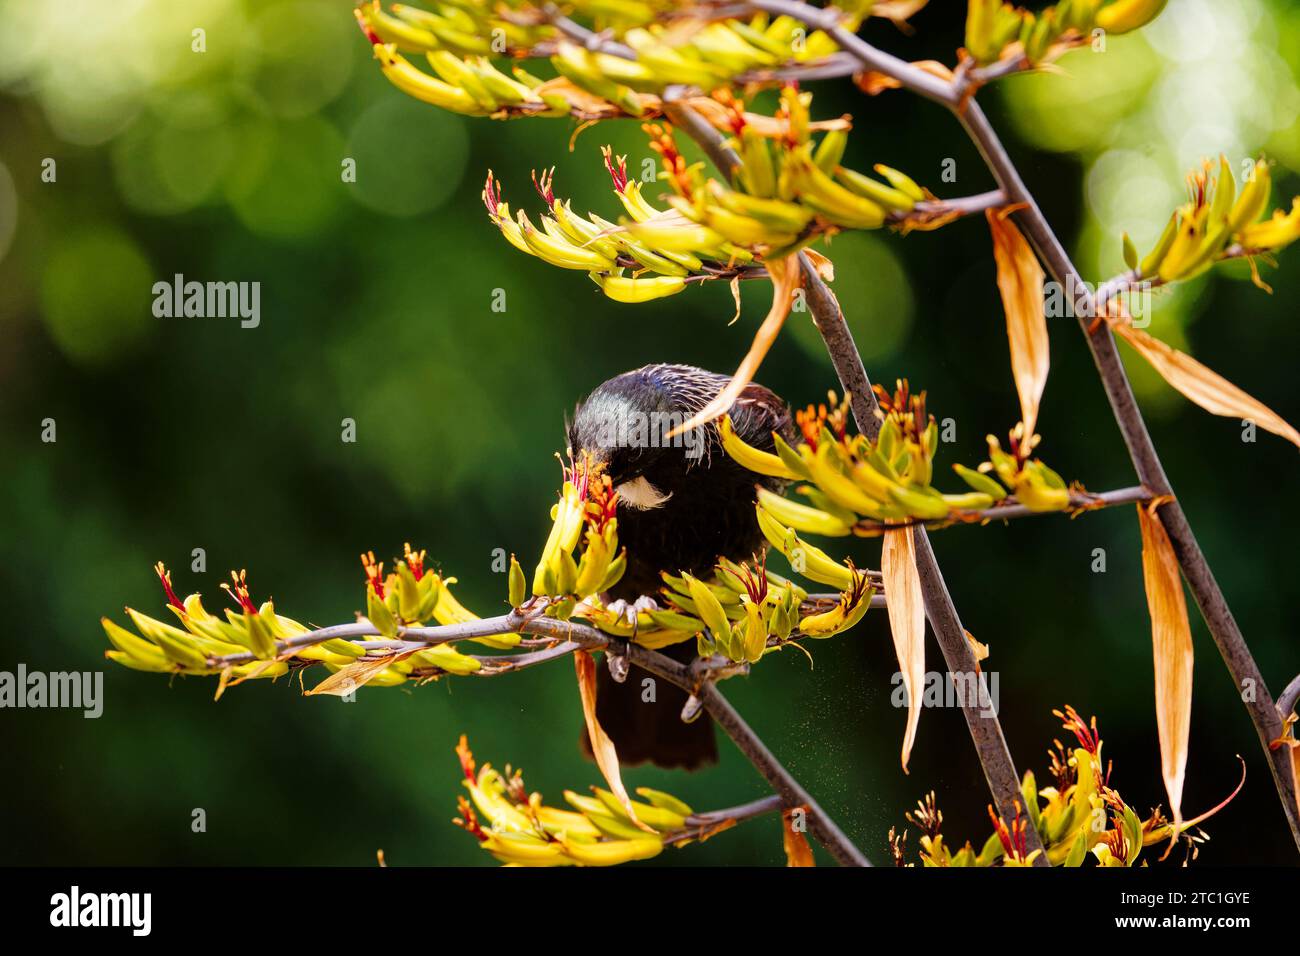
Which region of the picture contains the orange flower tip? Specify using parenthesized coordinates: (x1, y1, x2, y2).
(403, 542, 427, 581)
(361, 550, 386, 599)
(352, 7, 382, 46)
(455, 734, 476, 780)
(710, 88, 748, 136)
(220, 569, 258, 615)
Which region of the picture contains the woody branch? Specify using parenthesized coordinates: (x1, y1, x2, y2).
(205, 607, 872, 866)
(662, 90, 1049, 863)
(723, 0, 1300, 851)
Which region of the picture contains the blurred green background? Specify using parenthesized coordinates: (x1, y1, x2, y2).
(2, 0, 1298, 866)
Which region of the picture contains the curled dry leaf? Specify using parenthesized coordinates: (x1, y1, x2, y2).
(854, 71, 902, 96)
(534, 78, 633, 120)
(216, 656, 281, 700)
(683, 96, 851, 138)
(782, 807, 816, 867)
(871, 0, 933, 28)
(1136, 503, 1194, 835)
(1107, 307, 1300, 449)
(855, 60, 953, 96)
(882, 525, 925, 773)
(574, 649, 653, 832)
(1293, 746, 1300, 823)
(668, 253, 802, 437)
(987, 208, 1049, 439)
(305, 651, 414, 697)
(801, 248, 835, 282)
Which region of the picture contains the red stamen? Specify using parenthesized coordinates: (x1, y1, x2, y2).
(221, 570, 258, 615)
(531, 167, 556, 207)
(601, 146, 629, 193)
(1054, 705, 1101, 754)
(455, 734, 476, 781)
(353, 8, 382, 46)
(362, 551, 386, 599)
(403, 543, 426, 582)
(154, 561, 184, 611)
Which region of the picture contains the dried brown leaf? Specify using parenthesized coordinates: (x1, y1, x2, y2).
(305, 651, 413, 697)
(987, 209, 1049, 439)
(782, 807, 815, 867)
(801, 248, 835, 282)
(857, 59, 952, 94)
(574, 650, 653, 831)
(684, 97, 851, 138)
(1136, 504, 1194, 833)
(667, 254, 801, 437)
(853, 71, 902, 95)
(882, 526, 925, 773)
(1293, 746, 1300, 823)
(870, 0, 931, 27)
(534, 77, 613, 115)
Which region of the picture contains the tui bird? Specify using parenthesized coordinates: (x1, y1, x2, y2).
(567, 364, 794, 770)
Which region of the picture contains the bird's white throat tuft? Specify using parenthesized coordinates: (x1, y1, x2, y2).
(615, 476, 672, 510)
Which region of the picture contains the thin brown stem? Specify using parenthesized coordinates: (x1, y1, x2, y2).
(662, 793, 787, 844)
(519, 616, 873, 864)
(849, 485, 1154, 536)
(955, 96, 1300, 852)
(801, 259, 1048, 864)
(726, 0, 1300, 858)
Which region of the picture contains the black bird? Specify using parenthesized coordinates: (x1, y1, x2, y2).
(567, 364, 794, 770)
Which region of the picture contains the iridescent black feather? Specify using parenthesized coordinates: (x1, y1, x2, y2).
(568, 364, 793, 769)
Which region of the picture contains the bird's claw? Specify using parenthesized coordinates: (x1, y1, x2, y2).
(604, 594, 660, 627)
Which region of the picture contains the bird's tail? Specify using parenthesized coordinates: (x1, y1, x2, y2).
(579, 640, 717, 771)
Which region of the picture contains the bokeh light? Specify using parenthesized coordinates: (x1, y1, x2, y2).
(39, 226, 154, 365)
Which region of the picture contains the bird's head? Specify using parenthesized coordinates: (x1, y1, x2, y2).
(567, 364, 791, 512)
(567, 366, 690, 510)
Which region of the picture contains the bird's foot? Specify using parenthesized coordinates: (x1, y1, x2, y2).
(604, 594, 660, 627)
